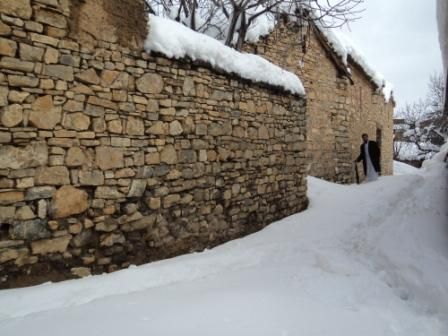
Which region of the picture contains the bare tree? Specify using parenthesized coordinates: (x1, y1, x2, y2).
(145, 0, 364, 50)
(395, 72, 447, 160)
(426, 72, 444, 117)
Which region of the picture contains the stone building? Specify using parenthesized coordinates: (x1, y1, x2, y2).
(0, 0, 308, 287)
(0, 0, 394, 288)
(245, 20, 395, 183)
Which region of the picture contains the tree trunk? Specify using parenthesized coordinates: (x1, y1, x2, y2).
(225, 7, 241, 47)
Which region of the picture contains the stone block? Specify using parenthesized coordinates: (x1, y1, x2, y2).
(43, 64, 74, 81)
(115, 168, 135, 178)
(88, 96, 117, 110)
(0, 248, 26, 264)
(95, 186, 124, 199)
(210, 90, 233, 101)
(169, 120, 183, 136)
(10, 219, 51, 241)
(79, 170, 104, 186)
(35, 9, 67, 28)
(31, 235, 71, 255)
(0, 104, 22, 127)
(0, 141, 48, 169)
(127, 179, 147, 197)
(101, 69, 120, 87)
(136, 73, 164, 94)
(29, 95, 62, 129)
(25, 186, 56, 200)
(16, 177, 34, 188)
(71, 230, 94, 248)
(100, 232, 125, 247)
(15, 206, 35, 220)
(44, 47, 59, 64)
(24, 21, 43, 33)
(75, 68, 100, 85)
(95, 146, 124, 170)
(163, 194, 180, 208)
(0, 57, 34, 72)
(148, 121, 166, 135)
(126, 117, 144, 135)
(19, 43, 44, 61)
(0, 86, 7, 106)
(63, 99, 84, 112)
(85, 104, 105, 117)
(37, 199, 47, 219)
(0, 0, 32, 19)
(7, 75, 39, 87)
(51, 185, 89, 219)
(0, 206, 15, 222)
(126, 214, 156, 231)
(0, 38, 17, 57)
(258, 126, 270, 139)
(7, 90, 29, 103)
(62, 112, 90, 131)
(147, 197, 161, 210)
(160, 144, 177, 164)
(35, 166, 70, 185)
(0, 22, 11, 36)
(71, 267, 91, 277)
(183, 77, 195, 96)
(145, 152, 160, 165)
(179, 150, 197, 163)
(65, 147, 87, 167)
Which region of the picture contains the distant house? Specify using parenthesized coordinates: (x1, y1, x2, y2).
(245, 20, 395, 182)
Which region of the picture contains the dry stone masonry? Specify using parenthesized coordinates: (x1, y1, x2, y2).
(0, 0, 308, 288)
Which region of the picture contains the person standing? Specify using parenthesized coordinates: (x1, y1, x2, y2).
(355, 133, 381, 182)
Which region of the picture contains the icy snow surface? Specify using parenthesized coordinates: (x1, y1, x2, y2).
(145, 15, 305, 96)
(0, 145, 447, 336)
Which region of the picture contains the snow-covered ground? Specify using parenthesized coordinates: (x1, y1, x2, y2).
(0, 147, 447, 336)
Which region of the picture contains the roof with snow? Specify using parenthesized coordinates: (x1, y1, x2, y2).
(145, 15, 305, 96)
(315, 24, 394, 103)
(243, 15, 394, 103)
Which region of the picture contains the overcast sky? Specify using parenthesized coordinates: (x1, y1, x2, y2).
(341, 0, 443, 111)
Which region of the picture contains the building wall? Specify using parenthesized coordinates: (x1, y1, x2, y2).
(0, 0, 308, 288)
(245, 22, 394, 182)
(347, 63, 394, 176)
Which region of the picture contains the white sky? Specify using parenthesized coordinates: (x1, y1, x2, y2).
(341, 0, 443, 112)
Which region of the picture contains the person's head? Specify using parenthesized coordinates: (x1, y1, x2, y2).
(362, 133, 369, 143)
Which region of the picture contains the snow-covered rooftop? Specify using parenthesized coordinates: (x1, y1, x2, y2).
(319, 27, 394, 103)
(145, 15, 305, 96)
(237, 11, 394, 103)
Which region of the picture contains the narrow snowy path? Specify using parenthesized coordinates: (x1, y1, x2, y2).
(0, 153, 446, 336)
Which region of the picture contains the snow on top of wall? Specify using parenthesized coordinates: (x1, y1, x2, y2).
(317, 28, 393, 103)
(145, 15, 305, 96)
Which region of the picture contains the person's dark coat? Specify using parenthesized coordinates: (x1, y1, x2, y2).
(356, 140, 381, 175)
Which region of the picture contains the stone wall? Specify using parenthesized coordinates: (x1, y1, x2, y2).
(245, 22, 394, 182)
(0, 0, 308, 288)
